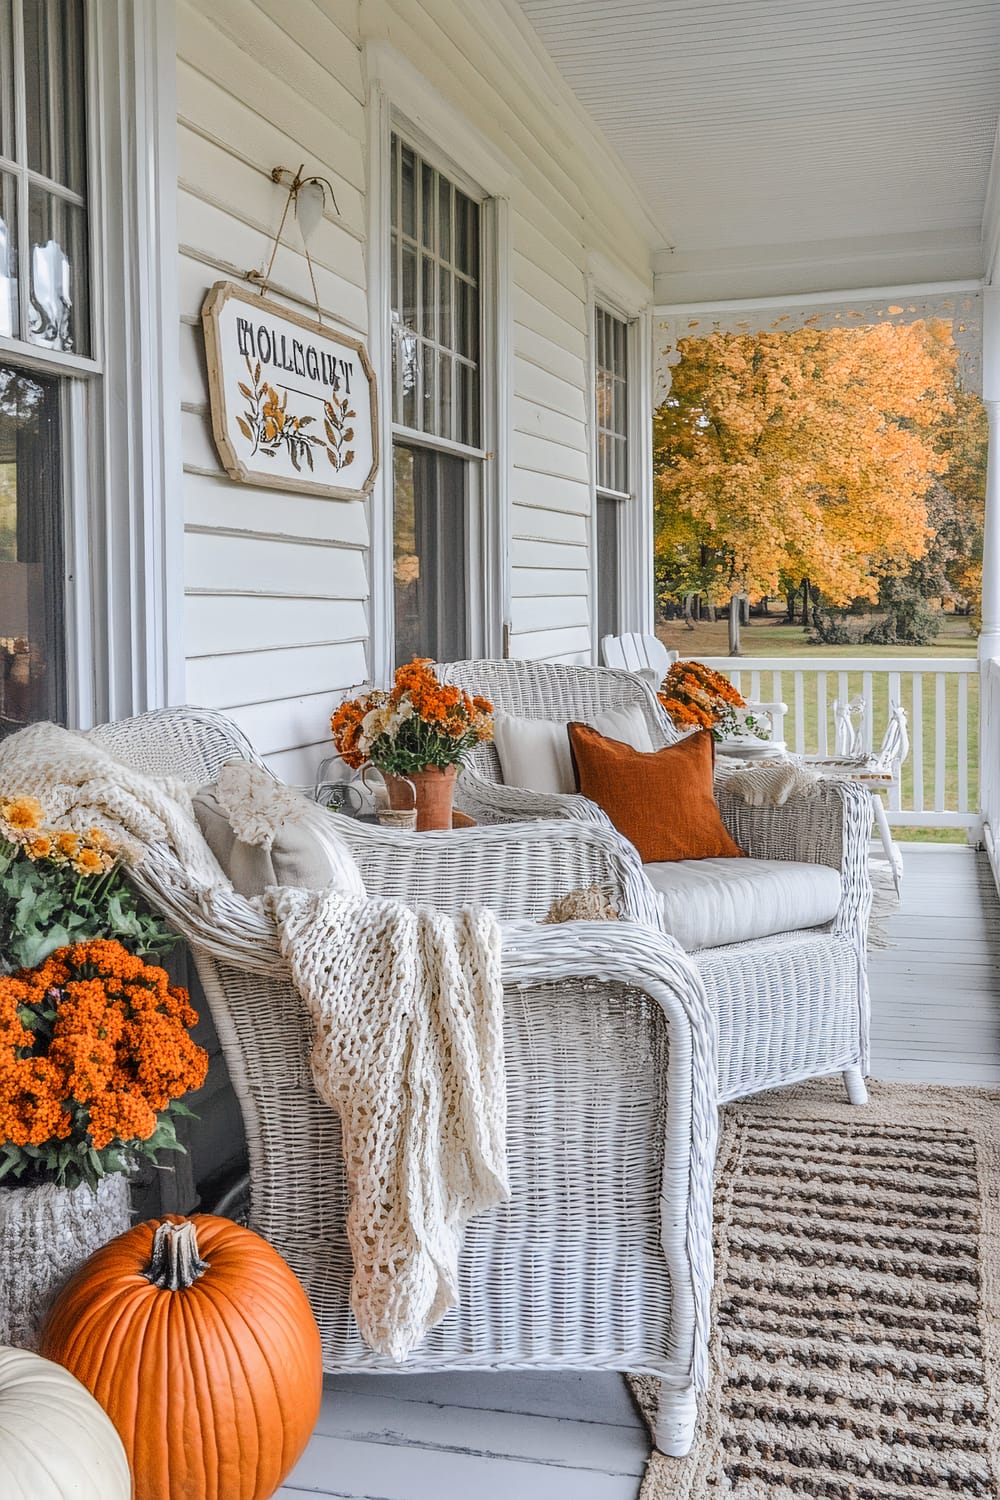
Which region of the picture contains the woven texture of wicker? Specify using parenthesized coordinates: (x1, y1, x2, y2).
(438, 660, 874, 1105)
(88, 705, 717, 1455)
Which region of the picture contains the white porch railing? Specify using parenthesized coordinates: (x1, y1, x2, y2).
(689, 655, 980, 829)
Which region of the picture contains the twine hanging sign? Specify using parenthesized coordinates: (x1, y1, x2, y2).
(201, 280, 378, 500)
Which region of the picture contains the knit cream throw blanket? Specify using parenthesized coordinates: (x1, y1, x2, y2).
(267, 886, 507, 1360)
(0, 723, 509, 1361)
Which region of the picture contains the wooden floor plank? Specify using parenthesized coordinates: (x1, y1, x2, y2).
(310, 1387, 648, 1473)
(284, 1430, 642, 1499)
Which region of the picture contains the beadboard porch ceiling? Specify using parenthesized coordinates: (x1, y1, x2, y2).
(514, 0, 1000, 301)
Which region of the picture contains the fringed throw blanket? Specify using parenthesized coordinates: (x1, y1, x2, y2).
(0, 722, 508, 1361)
(266, 886, 507, 1360)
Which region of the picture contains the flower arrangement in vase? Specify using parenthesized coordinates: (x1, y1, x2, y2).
(0, 795, 208, 1347)
(330, 658, 494, 830)
(658, 660, 771, 742)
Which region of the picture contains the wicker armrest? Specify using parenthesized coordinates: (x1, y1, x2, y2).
(453, 764, 609, 829)
(332, 816, 663, 928)
(714, 776, 873, 942)
(500, 920, 716, 1391)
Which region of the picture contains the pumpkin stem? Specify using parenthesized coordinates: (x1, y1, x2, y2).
(144, 1220, 209, 1291)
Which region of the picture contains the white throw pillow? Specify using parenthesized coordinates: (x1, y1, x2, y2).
(193, 760, 366, 899)
(492, 704, 655, 795)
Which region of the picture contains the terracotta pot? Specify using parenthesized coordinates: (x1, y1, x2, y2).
(384, 764, 458, 831)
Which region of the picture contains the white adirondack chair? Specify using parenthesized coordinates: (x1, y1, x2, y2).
(601, 632, 677, 683)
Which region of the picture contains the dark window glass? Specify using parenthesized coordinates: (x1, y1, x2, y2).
(393, 443, 468, 666)
(0, 364, 65, 730)
(597, 493, 621, 644)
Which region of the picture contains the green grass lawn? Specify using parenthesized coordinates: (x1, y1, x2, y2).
(657, 612, 980, 843)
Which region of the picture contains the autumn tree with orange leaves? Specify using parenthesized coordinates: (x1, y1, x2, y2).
(654, 320, 958, 627)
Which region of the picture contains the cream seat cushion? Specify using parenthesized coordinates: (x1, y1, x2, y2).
(645, 857, 842, 953)
(492, 704, 655, 796)
(193, 760, 365, 900)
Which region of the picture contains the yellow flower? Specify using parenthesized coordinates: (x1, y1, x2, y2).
(73, 847, 104, 877)
(54, 830, 80, 859)
(3, 797, 43, 833)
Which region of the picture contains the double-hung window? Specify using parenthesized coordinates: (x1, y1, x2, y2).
(594, 305, 631, 646)
(0, 0, 90, 731)
(389, 133, 483, 667)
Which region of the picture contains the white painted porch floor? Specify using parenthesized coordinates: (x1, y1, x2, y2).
(277, 843, 1000, 1499)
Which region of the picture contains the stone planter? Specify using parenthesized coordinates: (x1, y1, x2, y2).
(0, 1174, 132, 1348)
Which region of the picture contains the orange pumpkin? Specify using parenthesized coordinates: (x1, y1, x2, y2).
(39, 1214, 322, 1500)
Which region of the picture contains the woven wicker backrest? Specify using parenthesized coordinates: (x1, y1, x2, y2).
(437, 658, 676, 785)
(89, 705, 268, 784)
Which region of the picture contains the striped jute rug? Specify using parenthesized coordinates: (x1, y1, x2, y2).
(630, 1081, 1000, 1499)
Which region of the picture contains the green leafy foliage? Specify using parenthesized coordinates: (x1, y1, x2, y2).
(0, 839, 176, 975)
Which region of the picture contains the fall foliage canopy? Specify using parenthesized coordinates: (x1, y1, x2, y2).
(654, 319, 962, 608)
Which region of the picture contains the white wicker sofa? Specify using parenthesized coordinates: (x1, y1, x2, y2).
(439, 659, 874, 1107)
(89, 705, 717, 1457)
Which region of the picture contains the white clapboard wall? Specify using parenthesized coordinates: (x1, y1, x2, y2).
(175, 0, 654, 781)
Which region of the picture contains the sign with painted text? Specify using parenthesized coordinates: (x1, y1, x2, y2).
(201, 281, 378, 500)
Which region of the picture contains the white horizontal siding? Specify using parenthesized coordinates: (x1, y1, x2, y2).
(176, 0, 369, 776)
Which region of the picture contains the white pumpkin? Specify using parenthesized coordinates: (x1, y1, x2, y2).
(0, 1346, 131, 1499)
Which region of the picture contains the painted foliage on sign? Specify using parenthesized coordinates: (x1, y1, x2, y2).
(201, 281, 378, 500)
(237, 355, 357, 475)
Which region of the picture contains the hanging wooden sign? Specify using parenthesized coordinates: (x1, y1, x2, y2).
(201, 280, 378, 500)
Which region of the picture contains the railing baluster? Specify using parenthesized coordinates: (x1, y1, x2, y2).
(958, 671, 969, 813)
(935, 673, 946, 811)
(817, 672, 828, 755)
(888, 671, 901, 811)
(911, 674, 924, 812)
(681, 655, 978, 828)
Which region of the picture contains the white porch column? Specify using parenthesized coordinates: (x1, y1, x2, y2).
(978, 288, 1000, 830)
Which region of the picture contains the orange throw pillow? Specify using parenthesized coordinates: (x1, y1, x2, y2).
(567, 724, 743, 863)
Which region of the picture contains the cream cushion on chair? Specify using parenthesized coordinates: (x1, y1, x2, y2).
(193, 760, 365, 899)
(645, 858, 842, 952)
(492, 704, 654, 796)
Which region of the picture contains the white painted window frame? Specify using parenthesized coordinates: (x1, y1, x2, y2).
(366, 47, 512, 685)
(0, 0, 183, 728)
(586, 262, 654, 663)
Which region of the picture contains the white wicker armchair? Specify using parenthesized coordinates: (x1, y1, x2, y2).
(438, 659, 874, 1107)
(89, 706, 717, 1457)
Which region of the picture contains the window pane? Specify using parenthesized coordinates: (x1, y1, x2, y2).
(458, 363, 479, 448)
(23, 0, 87, 195)
(420, 161, 434, 251)
(393, 443, 468, 666)
(0, 173, 16, 339)
(399, 144, 416, 239)
(597, 493, 621, 643)
(420, 257, 435, 342)
(0, 364, 65, 731)
(455, 191, 477, 277)
(438, 265, 452, 349)
(0, 0, 13, 161)
(27, 186, 90, 355)
(438, 352, 453, 438)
